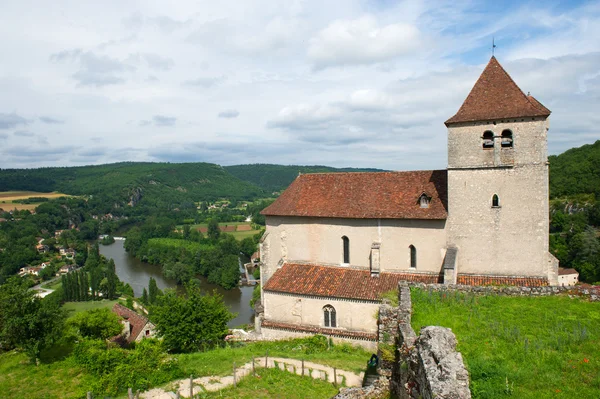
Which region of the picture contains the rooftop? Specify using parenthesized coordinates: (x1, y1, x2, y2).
(112, 303, 150, 343)
(261, 170, 447, 220)
(445, 56, 551, 125)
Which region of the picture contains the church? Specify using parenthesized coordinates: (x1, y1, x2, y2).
(256, 57, 559, 348)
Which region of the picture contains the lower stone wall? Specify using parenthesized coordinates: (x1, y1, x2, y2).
(408, 282, 600, 301)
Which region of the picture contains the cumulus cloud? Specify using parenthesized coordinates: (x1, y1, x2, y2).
(128, 53, 174, 71)
(50, 49, 134, 87)
(0, 132, 7, 140)
(308, 16, 422, 69)
(39, 116, 64, 124)
(218, 109, 240, 119)
(0, 112, 29, 129)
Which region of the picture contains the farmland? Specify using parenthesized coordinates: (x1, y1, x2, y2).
(180, 221, 263, 241)
(0, 191, 71, 211)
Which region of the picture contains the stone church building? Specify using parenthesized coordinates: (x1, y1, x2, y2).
(257, 57, 559, 348)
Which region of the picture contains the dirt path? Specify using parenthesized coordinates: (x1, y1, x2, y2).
(141, 356, 364, 398)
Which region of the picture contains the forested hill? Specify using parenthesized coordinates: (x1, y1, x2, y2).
(549, 140, 600, 198)
(224, 164, 384, 192)
(0, 162, 264, 203)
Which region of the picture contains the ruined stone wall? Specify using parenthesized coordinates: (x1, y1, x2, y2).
(407, 282, 600, 301)
(384, 283, 471, 399)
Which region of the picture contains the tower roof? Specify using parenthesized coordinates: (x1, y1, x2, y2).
(445, 56, 550, 125)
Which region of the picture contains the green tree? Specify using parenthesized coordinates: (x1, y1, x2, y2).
(0, 277, 66, 362)
(240, 237, 257, 257)
(105, 259, 118, 299)
(141, 288, 149, 305)
(148, 277, 160, 304)
(207, 218, 220, 241)
(152, 285, 233, 352)
(68, 308, 122, 340)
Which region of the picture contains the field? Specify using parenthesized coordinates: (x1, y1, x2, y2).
(0, 191, 71, 211)
(411, 288, 600, 398)
(62, 300, 118, 317)
(181, 221, 262, 241)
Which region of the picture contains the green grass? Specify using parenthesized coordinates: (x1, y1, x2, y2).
(411, 288, 600, 398)
(147, 238, 211, 252)
(41, 279, 62, 290)
(196, 366, 339, 399)
(62, 300, 118, 318)
(230, 230, 261, 240)
(178, 339, 370, 377)
(0, 351, 87, 399)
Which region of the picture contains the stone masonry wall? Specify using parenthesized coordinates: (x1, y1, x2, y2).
(407, 282, 600, 301)
(387, 283, 471, 399)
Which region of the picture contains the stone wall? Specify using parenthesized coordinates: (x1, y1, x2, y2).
(385, 283, 471, 399)
(407, 282, 600, 301)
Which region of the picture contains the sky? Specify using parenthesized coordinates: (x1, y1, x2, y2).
(0, 0, 599, 170)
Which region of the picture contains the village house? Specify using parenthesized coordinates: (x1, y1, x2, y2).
(36, 244, 49, 253)
(558, 268, 579, 286)
(111, 303, 157, 344)
(57, 264, 76, 276)
(257, 57, 558, 348)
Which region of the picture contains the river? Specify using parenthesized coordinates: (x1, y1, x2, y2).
(98, 240, 255, 328)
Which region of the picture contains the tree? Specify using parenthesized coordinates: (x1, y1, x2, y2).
(68, 308, 122, 340)
(207, 218, 220, 241)
(141, 288, 149, 305)
(148, 277, 160, 304)
(163, 262, 194, 284)
(0, 277, 66, 362)
(240, 237, 257, 257)
(105, 259, 118, 299)
(152, 285, 233, 353)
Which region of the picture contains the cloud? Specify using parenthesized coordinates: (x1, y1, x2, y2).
(0, 112, 29, 129)
(0, 132, 7, 140)
(128, 53, 175, 71)
(39, 116, 64, 124)
(182, 76, 226, 88)
(308, 16, 422, 69)
(50, 49, 134, 87)
(140, 115, 177, 127)
(218, 109, 240, 119)
(13, 130, 35, 137)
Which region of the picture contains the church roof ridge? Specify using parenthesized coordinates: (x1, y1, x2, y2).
(445, 56, 551, 125)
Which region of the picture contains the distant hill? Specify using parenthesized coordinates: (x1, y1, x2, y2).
(224, 164, 384, 192)
(549, 140, 600, 199)
(0, 162, 265, 204)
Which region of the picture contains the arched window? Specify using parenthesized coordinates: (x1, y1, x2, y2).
(482, 131, 494, 149)
(323, 305, 336, 327)
(501, 130, 513, 148)
(409, 245, 417, 268)
(492, 194, 500, 207)
(342, 236, 350, 264)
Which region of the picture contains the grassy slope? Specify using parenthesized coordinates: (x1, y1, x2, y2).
(62, 300, 118, 317)
(549, 140, 600, 198)
(411, 288, 600, 398)
(199, 367, 339, 399)
(177, 340, 370, 377)
(0, 339, 368, 399)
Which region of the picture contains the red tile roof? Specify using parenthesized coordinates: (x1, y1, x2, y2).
(445, 56, 551, 125)
(558, 268, 579, 276)
(261, 170, 448, 220)
(112, 303, 150, 343)
(457, 274, 548, 287)
(262, 320, 377, 341)
(263, 263, 441, 301)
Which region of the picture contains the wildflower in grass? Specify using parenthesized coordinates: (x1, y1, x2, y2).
(583, 358, 589, 363)
(555, 389, 561, 393)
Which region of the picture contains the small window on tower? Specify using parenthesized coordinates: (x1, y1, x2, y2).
(501, 130, 513, 148)
(492, 194, 500, 208)
(482, 131, 494, 149)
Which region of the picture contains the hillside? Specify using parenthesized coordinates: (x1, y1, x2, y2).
(549, 140, 600, 198)
(0, 162, 265, 205)
(225, 164, 383, 192)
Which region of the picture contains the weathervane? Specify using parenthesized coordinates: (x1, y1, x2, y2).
(492, 37, 497, 56)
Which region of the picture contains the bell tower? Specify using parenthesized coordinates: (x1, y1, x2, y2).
(445, 56, 558, 285)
